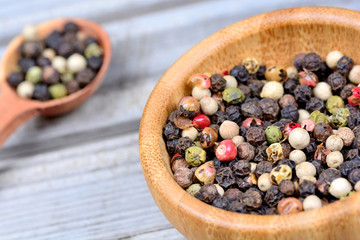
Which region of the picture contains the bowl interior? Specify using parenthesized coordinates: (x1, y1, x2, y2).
(140, 7, 360, 240)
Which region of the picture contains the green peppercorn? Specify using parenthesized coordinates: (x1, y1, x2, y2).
(265, 126, 282, 144)
(331, 108, 350, 128)
(186, 183, 202, 196)
(25, 66, 42, 84)
(84, 43, 103, 59)
(326, 95, 344, 114)
(222, 87, 245, 104)
(61, 72, 75, 83)
(185, 146, 206, 167)
(49, 83, 67, 99)
(308, 110, 330, 124)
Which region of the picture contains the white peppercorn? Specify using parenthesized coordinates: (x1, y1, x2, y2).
(223, 75, 238, 88)
(200, 97, 218, 115)
(52, 56, 67, 74)
(214, 184, 225, 196)
(297, 109, 310, 124)
(349, 65, 360, 84)
(289, 150, 306, 165)
(303, 195, 322, 211)
(67, 53, 87, 73)
(355, 181, 360, 192)
(329, 177, 352, 198)
(325, 135, 344, 151)
(326, 50, 344, 69)
(313, 82, 332, 101)
(42, 48, 56, 60)
(336, 127, 355, 147)
(232, 135, 244, 147)
(300, 176, 317, 184)
(219, 120, 239, 139)
(250, 162, 257, 173)
(289, 128, 310, 150)
(286, 66, 298, 79)
(17, 81, 34, 99)
(296, 162, 316, 178)
(182, 127, 198, 141)
(192, 86, 211, 100)
(22, 25, 38, 41)
(260, 81, 284, 100)
(326, 151, 344, 168)
(258, 173, 273, 192)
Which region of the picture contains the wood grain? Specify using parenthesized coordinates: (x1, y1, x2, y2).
(139, 7, 360, 240)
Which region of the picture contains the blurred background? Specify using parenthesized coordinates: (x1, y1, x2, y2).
(0, 0, 359, 239)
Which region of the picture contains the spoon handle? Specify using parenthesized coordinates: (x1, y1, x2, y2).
(0, 91, 40, 147)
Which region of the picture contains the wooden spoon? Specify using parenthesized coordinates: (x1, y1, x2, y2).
(0, 18, 111, 147)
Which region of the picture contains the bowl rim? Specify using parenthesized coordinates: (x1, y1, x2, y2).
(139, 6, 360, 235)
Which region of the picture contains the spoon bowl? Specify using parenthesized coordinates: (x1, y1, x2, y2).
(0, 18, 111, 146)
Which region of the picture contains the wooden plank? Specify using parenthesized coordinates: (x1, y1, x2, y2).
(121, 228, 185, 240)
(0, 132, 178, 240)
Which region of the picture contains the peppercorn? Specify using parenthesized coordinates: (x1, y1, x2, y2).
(22, 25, 38, 41)
(76, 68, 95, 87)
(232, 135, 245, 148)
(348, 169, 360, 185)
(174, 167, 193, 188)
(67, 53, 87, 73)
(64, 21, 79, 33)
(228, 201, 248, 213)
(278, 94, 297, 109)
(198, 184, 220, 204)
(225, 105, 241, 124)
(277, 197, 303, 214)
(337, 56, 353, 75)
(298, 179, 316, 197)
(199, 127, 217, 149)
(270, 165, 292, 185)
(329, 177, 352, 198)
(185, 146, 206, 167)
(293, 52, 306, 71)
(36, 56, 51, 67)
(284, 78, 299, 95)
(288, 150, 305, 165)
(319, 168, 341, 183)
(166, 139, 179, 154)
(33, 84, 51, 101)
(236, 177, 252, 190)
(240, 102, 263, 119)
(345, 149, 360, 161)
(242, 57, 259, 74)
(286, 66, 298, 79)
(234, 142, 254, 162)
(326, 51, 344, 69)
(241, 189, 263, 209)
(219, 120, 239, 140)
(200, 97, 219, 115)
(175, 137, 194, 155)
(254, 143, 268, 162)
(16, 81, 34, 99)
(295, 162, 316, 179)
(327, 72, 346, 92)
(289, 128, 310, 150)
(274, 119, 294, 132)
(66, 80, 81, 95)
(331, 107, 350, 129)
(186, 183, 201, 196)
(313, 123, 333, 142)
(52, 56, 67, 74)
(25, 66, 42, 84)
(84, 43, 103, 59)
(216, 140, 237, 162)
(279, 180, 295, 196)
(255, 65, 266, 79)
(238, 84, 251, 98)
(215, 167, 236, 188)
(49, 83, 67, 99)
(232, 160, 251, 177)
(18, 58, 36, 74)
(41, 66, 60, 85)
(306, 97, 325, 113)
(298, 70, 318, 87)
(265, 66, 287, 82)
(223, 188, 242, 202)
(340, 84, 355, 100)
(264, 185, 284, 207)
(326, 151, 343, 168)
(258, 98, 280, 120)
(230, 65, 249, 83)
(7, 72, 23, 87)
(348, 65, 360, 84)
(247, 79, 264, 97)
(195, 161, 216, 184)
(306, 138, 317, 156)
(212, 197, 230, 210)
(313, 82, 333, 101)
(255, 161, 273, 177)
(246, 127, 266, 146)
(86, 56, 103, 71)
(172, 156, 190, 173)
(265, 126, 282, 144)
(280, 105, 299, 122)
(164, 122, 181, 140)
(20, 41, 43, 58)
(258, 173, 272, 192)
(294, 84, 312, 104)
(260, 81, 284, 100)
(302, 52, 322, 72)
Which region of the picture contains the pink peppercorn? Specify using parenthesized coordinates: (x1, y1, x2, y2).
(301, 119, 315, 132)
(192, 114, 211, 129)
(282, 122, 301, 138)
(216, 140, 237, 162)
(241, 117, 264, 128)
(299, 70, 318, 87)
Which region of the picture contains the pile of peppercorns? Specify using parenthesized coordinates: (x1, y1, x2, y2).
(7, 22, 103, 101)
(163, 51, 360, 215)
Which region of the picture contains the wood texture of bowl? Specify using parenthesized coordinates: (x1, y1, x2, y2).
(139, 7, 360, 240)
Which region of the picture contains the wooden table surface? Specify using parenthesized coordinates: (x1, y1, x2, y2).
(1, 1, 359, 239)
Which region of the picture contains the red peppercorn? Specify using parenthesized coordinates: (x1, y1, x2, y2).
(241, 117, 264, 128)
(192, 114, 211, 129)
(282, 123, 301, 138)
(188, 73, 211, 89)
(301, 119, 315, 132)
(216, 140, 237, 162)
(299, 70, 318, 87)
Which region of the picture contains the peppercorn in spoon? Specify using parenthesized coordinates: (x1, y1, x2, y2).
(0, 18, 111, 147)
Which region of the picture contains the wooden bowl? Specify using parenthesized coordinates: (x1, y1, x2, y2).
(0, 18, 111, 146)
(139, 7, 360, 240)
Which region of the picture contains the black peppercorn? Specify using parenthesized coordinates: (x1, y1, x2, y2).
(232, 160, 251, 177)
(293, 53, 306, 71)
(316, 61, 332, 82)
(298, 179, 316, 197)
(64, 22, 79, 33)
(306, 97, 325, 113)
(45, 30, 63, 50)
(223, 188, 242, 202)
(339, 161, 356, 177)
(337, 56, 354, 75)
(284, 78, 299, 95)
(166, 139, 178, 155)
(216, 167, 236, 188)
(313, 123, 333, 142)
(230, 65, 249, 83)
(306, 138, 317, 156)
(311, 160, 324, 176)
(225, 105, 241, 124)
(255, 161, 273, 177)
(279, 180, 295, 196)
(33, 84, 51, 101)
(211, 110, 229, 125)
(84, 36, 98, 46)
(19, 41, 43, 58)
(76, 68, 95, 87)
(281, 142, 291, 159)
(319, 168, 341, 183)
(236, 177, 252, 190)
(210, 73, 226, 92)
(241, 189, 263, 209)
(66, 80, 80, 94)
(229, 201, 248, 213)
(345, 149, 360, 161)
(198, 184, 220, 204)
(247, 79, 264, 97)
(341, 84, 355, 100)
(264, 186, 284, 207)
(241, 102, 263, 119)
(18, 58, 36, 73)
(7, 72, 23, 87)
(175, 137, 194, 155)
(294, 85, 312, 104)
(238, 84, 251, 98)
(256, 65, 266, 79)
(327, 72, 347, 92)
(88, 56, 103, 71)
(316, 179, 330, 196)
(259, 98, 280, 121)
(277, 159, 296, 172)
(302, 52, 322, 72)
(280, 105, 299, 122)
(273, 119, 292, 132)
(348, 168, 360, 185)
(246, 127, 266, 146)
(212, 197, 230, 210)
(42, 66, 60, 85)
(58, 42, 74, 57)
(36, 56, 51, 67)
